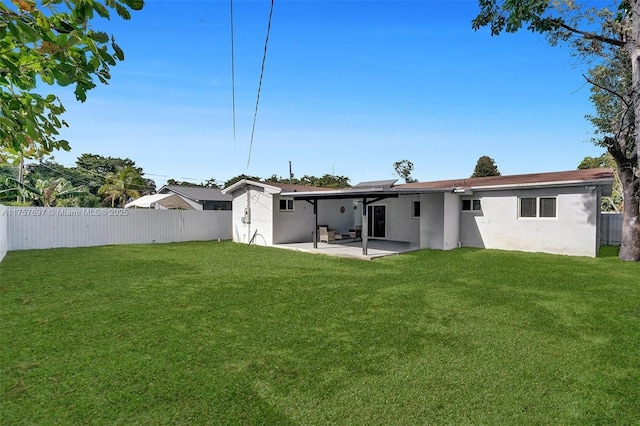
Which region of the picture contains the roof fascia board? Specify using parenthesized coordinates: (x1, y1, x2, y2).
(222, 180, 282, 195)
(283, 189, 401, 200)
(469, 177, 614, 192)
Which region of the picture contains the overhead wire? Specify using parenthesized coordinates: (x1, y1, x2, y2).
(230, 0, 237, 148)
(29, 161, 220, 189)
(247, 0, 275, 168)
(30, 161, 153, 192)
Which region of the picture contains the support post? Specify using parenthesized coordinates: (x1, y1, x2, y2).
(362, 197, 368, 255)
(313, 199, 318, 248)
(310, 199, 318, 249)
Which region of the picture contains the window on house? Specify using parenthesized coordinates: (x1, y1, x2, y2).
(520, 198, 537, 217)
(462, 199, 481, 211)
(519, 197, 556, 218)
(279, 199, 294, 211)
(539, 198, 556, 218)
(412, 200, 420, 218)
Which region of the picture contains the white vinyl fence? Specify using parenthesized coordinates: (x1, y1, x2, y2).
(600, 213, 623, 246)
(0, 206, 231, 259)
(0, 205, 8, 262)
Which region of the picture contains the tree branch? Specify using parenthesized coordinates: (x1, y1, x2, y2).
(582, 73, 632, 108)
(552, 19, 626, 47)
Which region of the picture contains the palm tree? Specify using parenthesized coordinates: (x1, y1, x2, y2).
(98, 166, 145, 207)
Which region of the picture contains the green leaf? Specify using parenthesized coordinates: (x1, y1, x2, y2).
(97, 47, 117, 66)
(40, 70, 54, 85)
(88, 30, 109, 44)
(14, 19, 39, 43)
(92, 2, 111, 18)
(113, 3, 131, 20)
(25, 118, 39, 140)
(112, 39, 124, 61)
(51, 68, 74, 86)
(121, 0, 144, 11)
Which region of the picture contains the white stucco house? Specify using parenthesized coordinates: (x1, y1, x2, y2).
(222, 168, 614, 257)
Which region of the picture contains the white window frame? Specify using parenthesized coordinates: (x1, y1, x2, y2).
(519, 196, 557, 219)
(279, 198, 294, 211)
(461, 198, 482, 212)
(412, 200, 420, 219)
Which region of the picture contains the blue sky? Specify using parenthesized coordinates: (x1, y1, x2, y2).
(51, 0, 604, 187)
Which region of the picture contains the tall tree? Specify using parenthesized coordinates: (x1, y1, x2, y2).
(75, 154, 154, 195)
(298, 174, 351, 188)
(393, 160, 417, 183)
(1, 0, 143, 157)
(472, 0, 640, 261)
(578, 152, 623, 212)
(165, 178, 221, 189)
(471, 155, 501, 178)
(224, 174, 262, 189)
(98, 166, 144, 207)
(76, 153, 138, 175)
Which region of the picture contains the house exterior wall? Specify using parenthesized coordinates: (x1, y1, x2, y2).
(443, 193, 461, 250)
(230, 186, 274, 245)
(417, 193, 459, 250)
(182, 196, 203, 210)
(420, 193, 445, 249)
(459, 186, 601, 257)
(202, 200, 232, 211)
(157, 189, 203, 210)
(383, 196, 420, 244)
(273, 195, 317, 244)
(317, 199, 357, 235)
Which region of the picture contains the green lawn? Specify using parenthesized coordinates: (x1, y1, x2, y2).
(1, 242, 639, 425)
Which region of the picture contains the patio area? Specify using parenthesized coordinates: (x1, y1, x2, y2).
(273, 239, 421, 260)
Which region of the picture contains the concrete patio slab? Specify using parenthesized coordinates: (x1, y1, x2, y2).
(273, 240, 420, 260)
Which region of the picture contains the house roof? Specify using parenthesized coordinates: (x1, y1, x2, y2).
(280, 168, 614, 199)
(221, 179, 331, 195)
(396, 168, 614, 191)
(261, 182, 333, 192)
(158, 185, 232, 202)
(124, 193, 196, 209)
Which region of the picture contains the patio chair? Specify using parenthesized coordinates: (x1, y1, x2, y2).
(349, 225, 362, 240)
(318, 226, 336, 243)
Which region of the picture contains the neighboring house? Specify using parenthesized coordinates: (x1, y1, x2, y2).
(124, 193, 196, 209)
(222, 169, 613, 257)
(156, 185, 232, 210)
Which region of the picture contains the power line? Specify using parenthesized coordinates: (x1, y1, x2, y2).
(247, 0, 275, 168)
(29, 161, 153, 192)
(230, 0, 237, 149)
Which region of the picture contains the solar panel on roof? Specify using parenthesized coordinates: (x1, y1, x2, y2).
(353, 179, 398, 189)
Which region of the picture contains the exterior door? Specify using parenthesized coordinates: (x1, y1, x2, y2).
(367, 205, 386, 239)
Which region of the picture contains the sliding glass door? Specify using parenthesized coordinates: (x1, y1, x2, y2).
(367, 205, 386, 239)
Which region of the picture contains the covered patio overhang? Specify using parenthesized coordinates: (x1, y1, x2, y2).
(281, 187, 424, 255)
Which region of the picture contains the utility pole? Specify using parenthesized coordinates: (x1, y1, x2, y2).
(289, 160, 293, 184)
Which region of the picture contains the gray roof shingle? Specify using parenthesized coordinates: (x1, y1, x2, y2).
(159, 185, 232, 202)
